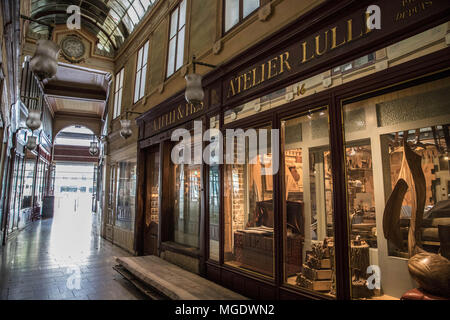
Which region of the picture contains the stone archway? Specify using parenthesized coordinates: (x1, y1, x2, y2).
(53, 114, 102, 142)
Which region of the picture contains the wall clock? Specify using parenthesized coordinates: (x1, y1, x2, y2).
(60, 35, 86, 63)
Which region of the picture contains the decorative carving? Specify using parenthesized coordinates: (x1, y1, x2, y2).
(213, 40, 222, 55)
(258, 3, 272, 22)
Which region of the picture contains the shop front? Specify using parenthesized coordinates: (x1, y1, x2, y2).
(136, 0, 450, 300)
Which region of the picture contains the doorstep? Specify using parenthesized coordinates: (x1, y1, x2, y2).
(114, 255, 248, 300)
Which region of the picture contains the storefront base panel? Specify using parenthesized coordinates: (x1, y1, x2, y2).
(161, 249, 200, 275)
(112, 226, 135, 254)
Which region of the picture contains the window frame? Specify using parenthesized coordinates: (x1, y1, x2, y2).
(113, 68, 124, 119)
(166, 0, 187, 79)
(134, 40, 149, 104)
(223, 0, 261, 35)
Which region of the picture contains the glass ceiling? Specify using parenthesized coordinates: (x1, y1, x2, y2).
(30, 0, 159, 54)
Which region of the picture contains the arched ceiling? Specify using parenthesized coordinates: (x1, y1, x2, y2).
(30, 0, 158, 53)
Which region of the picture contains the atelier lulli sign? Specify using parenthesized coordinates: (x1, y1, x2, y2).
(151, 101, 204, 132)
(224, 0, 449, 102)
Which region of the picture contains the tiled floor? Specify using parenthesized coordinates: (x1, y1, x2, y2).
(0, 202, 148, 300)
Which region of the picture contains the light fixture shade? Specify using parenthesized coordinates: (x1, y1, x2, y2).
(26, 109, 42, 131)
(89, 141, 99, 156)
(120, 119, 132, 139)
(30, 39, 60, 81)
(26, 136, 38, 151)
(185, 73, 204, 105)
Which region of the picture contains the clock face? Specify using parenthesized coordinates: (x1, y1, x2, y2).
(61, 36, 85, 60)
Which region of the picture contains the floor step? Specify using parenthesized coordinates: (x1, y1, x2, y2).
(115, 255, 247, 300)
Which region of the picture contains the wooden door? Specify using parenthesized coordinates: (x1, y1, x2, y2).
(143, 146, 160, 255)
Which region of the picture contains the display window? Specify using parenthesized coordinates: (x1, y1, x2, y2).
(170, 128, 202, 249)
(281, 107, 336, 296)
(224, 124, 275, 277)
(209, 115, 221, 261)
(21, 156, 35, 209)
(107, 164, 116, 225)
(343, 75, 450, 299)
(146, 149, 160, 227)
(115, 161, 137, 230)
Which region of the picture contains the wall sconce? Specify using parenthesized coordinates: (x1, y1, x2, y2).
(185, 56, 216, 105)
(21, 15, 58, 81)
(26, 108, 42, 131)
(120, 111, 142, 140)
(30, 39, 60, 81)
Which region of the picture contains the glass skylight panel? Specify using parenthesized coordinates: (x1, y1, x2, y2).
(132, 0, 146, 18)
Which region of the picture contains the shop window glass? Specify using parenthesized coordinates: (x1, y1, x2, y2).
(209, 115, 220, 261)
(343, 76, 450, 299)
(22, 157, 36, 209)
(171, 128, 202, 248)
(115, 161, 137, 230)
(9, 156, 21, 230)
(281, 108, 336, 297)
(146, 148, 160, 227)
(224, 125, 275, 277)
(108, 165, 116, 225)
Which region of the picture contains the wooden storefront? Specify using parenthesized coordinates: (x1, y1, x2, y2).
(135, 0, 450, 300)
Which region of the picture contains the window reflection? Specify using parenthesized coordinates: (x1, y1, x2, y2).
(282, 108, 336, 297)
(224, 126, 274, 277)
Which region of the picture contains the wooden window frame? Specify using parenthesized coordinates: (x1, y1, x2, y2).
(223, 0, 262, 35)
(113, 68, 124, 119)
(166, 0, 187, 79)
(134, 41, 149, 104)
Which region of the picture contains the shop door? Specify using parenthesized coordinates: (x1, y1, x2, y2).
(143, 146, 160, 255)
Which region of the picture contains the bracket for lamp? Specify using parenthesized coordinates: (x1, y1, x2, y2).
(20, 15, 54, 40)
(192, 55, 216, 73)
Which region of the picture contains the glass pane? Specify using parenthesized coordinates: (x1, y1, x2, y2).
(179, 0, 186, 28)
(127, 6, 140, 25)
(243, 0, 259, 18)
(224, 125, 275, 277)
(122, 13, 134, 32)
(170, 7, 179, 39)
(171, 129, 202, 248)
(117, 88, 123, 115)
(115, 161, 137, 230)
(142, 41, 149, 66)
(146, 149, 160, 227)
(132, 0, 145, 18)
(136, 46, 143, 71)
(140, 0, 151, 9)
(115, 72, 121, 92)
(139, 66, 147, 100)
(119, 68, 124, 87)
(134, 69, 141, 102)
(282, 108, 336, 297)
(22, 157, 36, 209)
(166, 37, 176, 77)
(209, 115, 220, 261)
(225, 0, 240, 32)
(343, 76, 450, 299)
(176, 27, 185, 71)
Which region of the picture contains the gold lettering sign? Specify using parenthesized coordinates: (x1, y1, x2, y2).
(227, 16, 370, 99)
(227, 52, 292, 98)
(152, 102, 204, 132)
